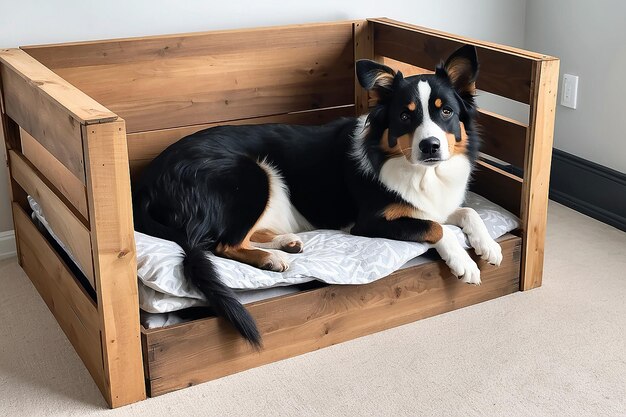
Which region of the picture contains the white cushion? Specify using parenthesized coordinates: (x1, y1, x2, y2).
(29, 192, 519, 314)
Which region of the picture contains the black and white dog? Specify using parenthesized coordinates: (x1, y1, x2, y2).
(133, 45, 502, 347)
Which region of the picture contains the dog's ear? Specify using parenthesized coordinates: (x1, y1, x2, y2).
(436, 45, 479, 97)
(356, 59, 402, 101)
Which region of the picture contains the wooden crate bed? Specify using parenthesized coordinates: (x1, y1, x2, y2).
(0, 18, 558, 407)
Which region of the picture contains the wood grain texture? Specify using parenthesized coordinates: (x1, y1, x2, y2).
(20, 128, 89, 220)
(23, 21, 359, 68)
(9, 150, 94, 287)
(371, 19, 534, 103)
(0, 71, 26, 263)
(470, 162, 523, 218)
(127, 105, 354, 178)
(37, 23, 355, 133)
(370, 18, 555, 60)
(520, 59, 559, 291)
(477, 109, 528, 168)
(82, 120, 146, 407)
(143, 235, 521, 397)
(0, 48, 117, 123)
(353, 21, 374, 116)
(0, 63, 86, 182)
(13, 204, 104, 394)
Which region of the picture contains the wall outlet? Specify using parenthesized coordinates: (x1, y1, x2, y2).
(561, 74, 579, 109)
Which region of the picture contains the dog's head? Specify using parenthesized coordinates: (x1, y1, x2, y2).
(356, 45, 479, 167)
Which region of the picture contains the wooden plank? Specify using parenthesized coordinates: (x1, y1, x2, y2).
(470, 162, 523, 217)
(127, 105, 354, 177)
(0, 49, 117, 123)
(23, 21, 359, 68)
(13, 203, 104, 394)
(382, 57, 432, 77)
(353, 21, 374, 116)
(371, 18, 556, 61)
(40, 23, 355, 133)
(478, 109, 528, 168)
(9, 150, 95, 287)
(0, 72, 27, 263)
(0, 63, 87, 182)
(371, 20, 534, 104)
(20, 128, 89, 220)
(83, 120, 145, 407)
(520, 59, 559, 291)
(144, 235, 521, 397)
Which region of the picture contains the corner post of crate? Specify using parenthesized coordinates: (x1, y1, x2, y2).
(82, 119, 146, 407)
(0, 52, 27, 264)
(353, 20, 373, 116)
(520, 57, 560, 291)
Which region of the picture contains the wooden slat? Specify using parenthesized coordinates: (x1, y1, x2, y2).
(20, 128, 89, 220)
(371, 18, 555, 61)
(13, 203, 104, 393)
(520, 59, 559, 291)
(9, 149, 95, 286)
(23, 21, 359, 68)
(353, 21, 374, 116)
(477, 109, 528, 168)
(470, 162, 523, 217)
(371, 19, 535, 104)
(33, 23, 355, 133)
(0, 63, 86, 182)
(144, 235, 521, 397)
(83, 120, 145, 407)
(0, 76, 27, 263)
(0, 48, 117, 123)
(127, 106, 354, 177)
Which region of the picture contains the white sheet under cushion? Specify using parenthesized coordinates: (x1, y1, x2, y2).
(29, 192, 519, 314)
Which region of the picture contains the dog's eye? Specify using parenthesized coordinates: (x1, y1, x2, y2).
(441, 107, 453, 119)
(400, 111, 411, 122)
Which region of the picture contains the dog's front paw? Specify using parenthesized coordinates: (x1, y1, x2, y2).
(447, 251, 481, 285)
(469, 234, 502, 266)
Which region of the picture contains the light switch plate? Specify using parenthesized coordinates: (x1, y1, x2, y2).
(561, 74, 579, 109)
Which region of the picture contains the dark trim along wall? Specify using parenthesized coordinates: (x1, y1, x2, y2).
(550, 149, 626, 232)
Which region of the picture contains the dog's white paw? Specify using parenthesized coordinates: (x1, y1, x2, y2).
(274, 233, 304, 254)
(446, 250, 481, 285)
(261, 250, 290, 272)
(469, 234, 502, 266)
(436, 228, 481, 285)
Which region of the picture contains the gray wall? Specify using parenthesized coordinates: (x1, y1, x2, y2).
(525, 0, 626, 174)
(0, 0, 527, 232)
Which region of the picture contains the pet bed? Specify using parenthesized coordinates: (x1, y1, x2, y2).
(0, 18, 558, 406)
(28, 192, 519, 319)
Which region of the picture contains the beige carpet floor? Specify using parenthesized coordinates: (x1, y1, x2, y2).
(0, 201, 624, 417)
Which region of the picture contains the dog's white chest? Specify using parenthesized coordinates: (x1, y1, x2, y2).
(379, 155, 471, 223)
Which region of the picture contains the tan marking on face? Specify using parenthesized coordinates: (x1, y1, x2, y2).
(434, 98, 443, 108)
(407, 102, 416, 111)
(446, 121, 469, 156)
(382, 203, 418, 221)
(380, 129, 413, 160)
(423, 222, 443, 244)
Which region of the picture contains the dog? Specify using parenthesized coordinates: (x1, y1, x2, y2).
(133, 45, 502, 347)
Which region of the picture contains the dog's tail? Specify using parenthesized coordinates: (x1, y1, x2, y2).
(134, 195, 262, 348)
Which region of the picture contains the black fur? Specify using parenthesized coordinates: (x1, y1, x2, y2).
(133, 45, 482, 346)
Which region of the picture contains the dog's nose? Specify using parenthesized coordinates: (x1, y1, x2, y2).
(418, 137, 441, 155)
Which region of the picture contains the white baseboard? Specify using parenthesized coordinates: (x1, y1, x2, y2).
(0, 230, 17, 260)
